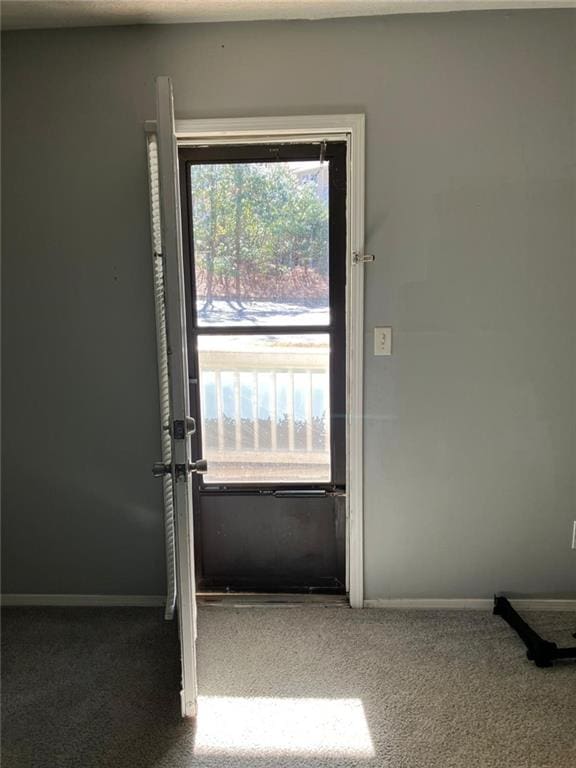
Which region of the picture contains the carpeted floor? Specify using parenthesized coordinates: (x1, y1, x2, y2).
(2, 605, 575, 767)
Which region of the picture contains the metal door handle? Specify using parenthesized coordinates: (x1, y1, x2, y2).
(152, 459, 208, 478)
(152, 461, 171, 478)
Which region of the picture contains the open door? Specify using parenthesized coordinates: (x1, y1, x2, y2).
(149, 76, 202, 718)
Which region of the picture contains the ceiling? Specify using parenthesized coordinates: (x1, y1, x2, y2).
(2, 0, 573, 31)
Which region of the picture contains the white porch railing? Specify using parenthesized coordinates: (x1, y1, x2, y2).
(198, 342, 331, 483)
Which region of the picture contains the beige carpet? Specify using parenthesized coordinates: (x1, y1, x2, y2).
(2, 606, 575, 767)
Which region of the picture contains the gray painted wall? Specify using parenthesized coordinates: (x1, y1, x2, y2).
(2, 10, 575, 599)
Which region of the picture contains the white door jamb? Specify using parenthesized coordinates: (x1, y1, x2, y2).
(147, 114, 366, 608)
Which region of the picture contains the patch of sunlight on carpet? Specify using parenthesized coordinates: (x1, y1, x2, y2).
(194, 696, 375, 758)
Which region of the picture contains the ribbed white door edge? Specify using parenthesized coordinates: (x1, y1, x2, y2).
(155, 75, 198, 718)
(146, 130, 177, 621)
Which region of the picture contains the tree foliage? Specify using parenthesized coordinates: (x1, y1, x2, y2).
(190, 162, 329, 305)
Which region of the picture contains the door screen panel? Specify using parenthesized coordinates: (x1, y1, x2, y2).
(189, 161, 330, 328)
(197, 333, 331, 484)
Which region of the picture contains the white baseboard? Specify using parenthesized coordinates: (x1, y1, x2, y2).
(3, 594, 574, 612)
(1, 594, 166, 607)
(364, 598, 576, 612)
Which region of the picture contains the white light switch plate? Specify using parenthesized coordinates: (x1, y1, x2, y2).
(374, 327, 392, 356)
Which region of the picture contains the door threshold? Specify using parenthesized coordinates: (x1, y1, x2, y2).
(197, 592, 349, 608)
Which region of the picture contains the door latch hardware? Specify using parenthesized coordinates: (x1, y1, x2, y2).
(352, 252, 375, 264)
(152, 459, 208, 479)
(190, 459, 208, 474)
(172, 417, 196, 439)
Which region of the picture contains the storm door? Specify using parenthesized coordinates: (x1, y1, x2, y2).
(179, 142, 347, 593)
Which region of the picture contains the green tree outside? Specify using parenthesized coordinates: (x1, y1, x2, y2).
(190, 162, 329, 309)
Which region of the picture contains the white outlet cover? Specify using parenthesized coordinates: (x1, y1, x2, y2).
(374, 327, 392, 356)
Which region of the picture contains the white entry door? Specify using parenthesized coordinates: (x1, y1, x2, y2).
(153, 75, 200, 719)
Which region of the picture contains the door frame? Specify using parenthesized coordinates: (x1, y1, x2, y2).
(146, 114, 366, 608)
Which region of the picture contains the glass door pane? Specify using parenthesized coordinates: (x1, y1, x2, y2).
(197, 334, 331, 484)
(190, 162, 330, 327)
